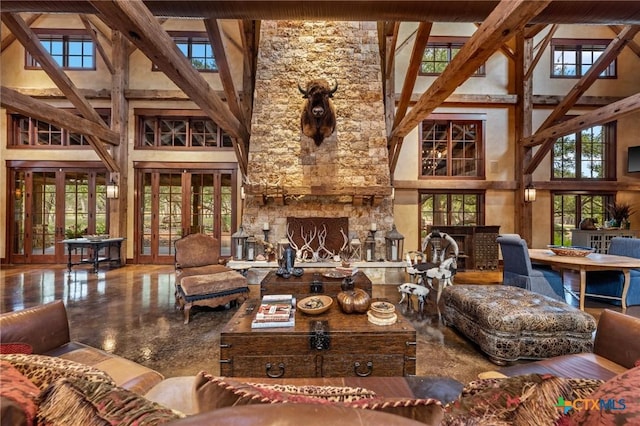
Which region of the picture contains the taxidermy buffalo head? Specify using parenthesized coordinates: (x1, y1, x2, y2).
(298, 79, 338, 146)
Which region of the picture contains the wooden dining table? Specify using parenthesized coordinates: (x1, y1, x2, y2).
(528, 248, 640, 312)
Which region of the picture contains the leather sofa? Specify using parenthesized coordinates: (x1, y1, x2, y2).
(498, 308, 640, 380)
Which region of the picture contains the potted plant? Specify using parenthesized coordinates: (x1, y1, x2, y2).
(607, 202, 634, 228)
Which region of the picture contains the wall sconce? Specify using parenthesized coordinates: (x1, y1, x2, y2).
(106, 180, 119, 199)
(524, 184, 536, 203)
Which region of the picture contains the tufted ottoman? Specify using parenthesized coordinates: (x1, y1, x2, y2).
(442, 285, 596, 365)
(176, 271, 249, 324)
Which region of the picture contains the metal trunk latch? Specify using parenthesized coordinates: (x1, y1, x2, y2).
(309, 320, 330, 350)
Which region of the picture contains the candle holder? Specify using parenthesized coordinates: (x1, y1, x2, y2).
(263, 229, 270, 243)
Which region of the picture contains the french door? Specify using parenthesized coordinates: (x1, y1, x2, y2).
(135, 167, 236, 264)
(8, 165, 109, 264)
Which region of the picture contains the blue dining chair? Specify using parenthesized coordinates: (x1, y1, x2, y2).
(497, 235, 565, 300)
(585, 237, 640, 306)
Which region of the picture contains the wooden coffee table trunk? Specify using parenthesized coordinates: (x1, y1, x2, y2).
(220, 300, 416, 378)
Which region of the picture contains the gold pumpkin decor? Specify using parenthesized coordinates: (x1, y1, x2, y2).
(337, 287, 371, 314)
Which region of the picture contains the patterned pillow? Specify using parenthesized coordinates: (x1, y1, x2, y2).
(37, 377, 185, 425)
(0, 343, 33, 355)
(0, 360, 39, 426)
(443, 374, 579, 426)
(194, 373, 378, 411)
(194, 372, 443, 425)
(0, 353, 114, 390)
(569, 366, 640, 425)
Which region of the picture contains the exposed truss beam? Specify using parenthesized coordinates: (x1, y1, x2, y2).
(391, 0, 553, 140)
(1, 13, 41, 52)
(525, 24, 640, 174)
(524, 92, 640, 146)
(80, 14, 114, 74)
(1, 86, 120, 145)
(89, 0, 250, 150)
(389, 21, 432, 171)
(1, 12, 119, 172)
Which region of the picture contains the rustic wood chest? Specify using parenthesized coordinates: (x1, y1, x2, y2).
(260, 270, 373, 297)
(220, 300, 416, 378)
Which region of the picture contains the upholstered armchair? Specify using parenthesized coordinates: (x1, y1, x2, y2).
(174, 233, 249, 324)
(497, 235, 564, 300)
(585, 237, 640, 306)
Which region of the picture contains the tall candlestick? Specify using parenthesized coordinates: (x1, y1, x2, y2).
(370, 223, 377, 232)
(263, 222, 270, 230)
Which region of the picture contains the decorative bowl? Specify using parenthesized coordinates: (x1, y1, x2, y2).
(297, 295, 333, 315)
(369, 301, 396, 319)
(547, 245, 595, 257)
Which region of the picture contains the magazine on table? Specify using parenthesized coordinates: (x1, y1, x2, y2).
(251, 294, 296, 328)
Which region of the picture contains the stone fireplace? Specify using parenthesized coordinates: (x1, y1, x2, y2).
(242, 21, 393, 259)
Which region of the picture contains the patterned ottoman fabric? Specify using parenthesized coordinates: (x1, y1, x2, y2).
(443, 285, 596, 364)
(180, 271, 248, 296)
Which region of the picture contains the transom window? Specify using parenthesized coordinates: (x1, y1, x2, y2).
(420, 115, 485, 178)
(26, 29, 95, 70)
(152, 32, 217, 71)
(420, 37, 485, 76)
(8, 112, 111, 148)
(552, 193, 614, 246)
(552, 122, 615, 180)
(136, 112, 232, 149)
(551, 39, 616, 78)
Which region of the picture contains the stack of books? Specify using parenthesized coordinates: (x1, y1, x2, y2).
(251, 294, 296, 329)
(336, 265, 358, 276)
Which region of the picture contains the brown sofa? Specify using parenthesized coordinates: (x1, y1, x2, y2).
(498, 308, 640, 380)
(0, 300, 446, 425)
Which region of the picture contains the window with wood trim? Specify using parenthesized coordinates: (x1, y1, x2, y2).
(152, 32, 217, 71)
(419, 191, 484, 245)
(552, 192, 615, 246)
(136, 111, 232, 149)
(420, 115, 485, 178)
(420, 37, 485, 76)
(552, 121, 616, 180)
(8, 111, 111, 148)
(551, 39, 616, 78)
(26, 29, 95, 70)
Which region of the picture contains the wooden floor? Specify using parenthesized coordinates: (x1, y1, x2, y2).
(1, 264, 638, 384)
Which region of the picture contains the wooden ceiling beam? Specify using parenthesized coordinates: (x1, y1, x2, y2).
(525, 24, 557, 80)
(523, 92, 640, 147)
(80, 14, 114, 74)
(1, 12, 119, 172)
(609, 25, 640, 58)
(1, 13, 41, 52)
(1, 86, 120, 145)
(238, 20, 258, 133)
(389, 21, 432, 171)
(391, 0, 553, 140)
(524, 24, 640, 174)
(89, 0, 250, 146)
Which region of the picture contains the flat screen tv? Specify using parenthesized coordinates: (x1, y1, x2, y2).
(629, 146, 640, 173)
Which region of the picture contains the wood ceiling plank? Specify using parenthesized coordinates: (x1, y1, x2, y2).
(391, 0, 553, 140)
(1, 86, 120, 145)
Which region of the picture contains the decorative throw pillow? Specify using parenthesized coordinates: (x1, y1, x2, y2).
(569, 366, 640, 425)
(37, 377, 185, 425)
(443, 374, 577, 426)
(0, 360, 39, 426)
(194, 372, 378, 412)
(0, 353, 115, 390)
(193, 372, 443, 425)
(0, 343, 33, 355)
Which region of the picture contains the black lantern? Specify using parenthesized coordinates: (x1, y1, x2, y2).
(231, 225, 248, 260)
(385, 224, 404, 262)
(364, 232, 376, 262)
(246, 235, 257, 261)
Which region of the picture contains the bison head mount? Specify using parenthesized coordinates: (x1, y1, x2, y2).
(299, 79, 338, 146)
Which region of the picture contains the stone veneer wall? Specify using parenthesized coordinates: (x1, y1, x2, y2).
(242, 21, 393, 257)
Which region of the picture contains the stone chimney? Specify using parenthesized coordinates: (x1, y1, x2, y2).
(242, 21, 393, 255)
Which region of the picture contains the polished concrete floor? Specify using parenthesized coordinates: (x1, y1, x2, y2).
(1, 264, 638, 385)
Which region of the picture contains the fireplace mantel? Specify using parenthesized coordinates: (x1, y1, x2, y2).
(245, 184, 392, 206)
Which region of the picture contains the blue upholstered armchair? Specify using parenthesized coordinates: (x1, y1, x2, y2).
(497, 235, 565, 300)
(585, 237, 640, 306)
